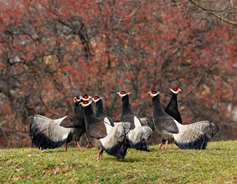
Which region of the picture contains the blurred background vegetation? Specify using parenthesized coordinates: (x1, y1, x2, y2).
(0, 0, 237, 148)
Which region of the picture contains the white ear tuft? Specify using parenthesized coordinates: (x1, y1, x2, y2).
(103, 117, 112, 134)
(134, 116, 141, 127)
(104, 117, 110, 125)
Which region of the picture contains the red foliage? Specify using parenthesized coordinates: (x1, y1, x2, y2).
(0, 0, 237, 147)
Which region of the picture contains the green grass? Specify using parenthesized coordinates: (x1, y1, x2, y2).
(1, 141, 237, 183)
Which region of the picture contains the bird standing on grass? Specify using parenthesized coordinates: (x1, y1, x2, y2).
(159, 87, 182, 149)
(92, 96, 114, 126)
(148, 90, 219, 150)
(93, 95, 154, 130)
(165, 88, 182, 124)
(80, 94, 94, 149)
(117, 91, 152, 151)
(27, 96, 86, 151)
(80, 100, 131, 160)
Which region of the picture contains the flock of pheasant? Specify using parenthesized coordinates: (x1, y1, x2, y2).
(27, 88, 219, 160)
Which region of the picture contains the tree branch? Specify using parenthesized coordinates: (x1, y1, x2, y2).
(182, 62, 215, 98)
(116, 0, 148, 21)
(189, 0, 237, 26)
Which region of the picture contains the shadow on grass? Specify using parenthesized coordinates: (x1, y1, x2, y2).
(147, 147, 157, 152)
(42, 149, 67, 153)
(104, 157, 143, 163)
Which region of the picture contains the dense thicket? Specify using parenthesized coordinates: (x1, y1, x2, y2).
(0, 0, 237, 147)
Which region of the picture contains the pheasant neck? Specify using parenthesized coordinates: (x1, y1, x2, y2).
(96, 100, 106, 117)
(122, 95, 130, 106)
(121, 95, 133, 114)
(83, 104, 94, 118)
(152, 95, 166, 117)
(170, 93, 178, 108)
(74, 102, 83, 116)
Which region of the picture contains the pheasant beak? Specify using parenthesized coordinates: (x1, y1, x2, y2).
(79, 102, 84, 106)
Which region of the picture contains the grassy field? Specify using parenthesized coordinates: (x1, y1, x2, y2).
(0, 141, 237, 184)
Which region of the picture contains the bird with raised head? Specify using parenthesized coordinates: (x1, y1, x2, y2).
(93, 95, 153, 130)
(117, 91, 152, 151)
(80, 100, 131, 160)
(92, 96, 114, 126)
(28, 96, 86, 151)
(165, 87, 182, 124)
(161, 87, 182, 148)
(79, 94, 94, 149)
(148, 90, 219, 150)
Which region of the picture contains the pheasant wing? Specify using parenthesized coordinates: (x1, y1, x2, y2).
(60, 114, 84, 128)
(88, 122, 107, 139)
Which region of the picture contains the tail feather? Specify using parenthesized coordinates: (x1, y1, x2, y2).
(101, 122, 131, 159)
(126, 126, 152, 151)
(210, 123, 219, 137)
(104, 135, 128, 159)
(174, 121, 214, 150)
(28, 115, 69, 149)
(140, 117, 155, 131)
(32, 130, 66, 149)
(129, 139, 149, 151)
(175, 134, 209, 150)
(190, 121, 219, 138)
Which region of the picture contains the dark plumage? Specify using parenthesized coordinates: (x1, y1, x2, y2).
(81, 100, 131, 160)
(80, 94, 94, 149)
(92, 96, 114, 126)
(92, 96, 153, 142)
(165, 88, 182, 124)
(28, 96, 85, 150)
(148, 90, 219, 150)
(117, 91, 152, 151)
(139, 117, 155, 131)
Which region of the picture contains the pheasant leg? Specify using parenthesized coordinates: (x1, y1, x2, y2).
(159, 142, 163, 149)
(77, 142, 82, 150)
(164, 140, 169, 149)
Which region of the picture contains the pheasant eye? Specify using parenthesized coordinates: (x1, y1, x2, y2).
(76, 96, 80, 100)
(84, 95, 88, 99)
(94, 96, 99, 100)
(83, 101, 88, 104)
(151, 91, 156, 94)
(120, 91, 126, 94)
(173, 88, 178, 91)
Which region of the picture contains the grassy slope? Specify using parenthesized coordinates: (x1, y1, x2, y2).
(0, 141, 237, 184)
